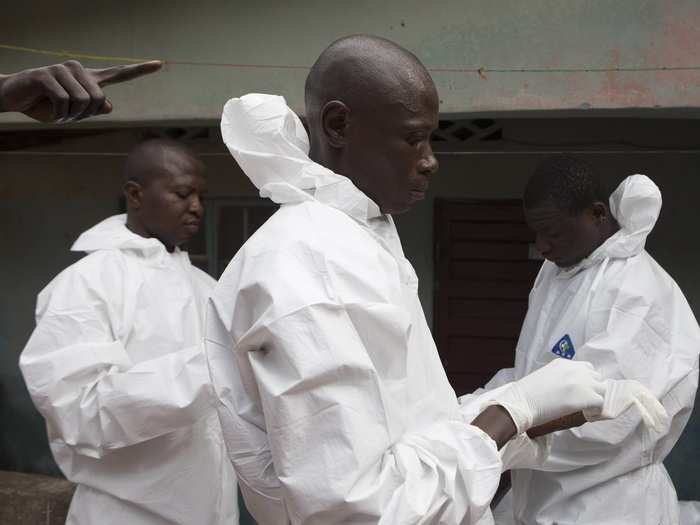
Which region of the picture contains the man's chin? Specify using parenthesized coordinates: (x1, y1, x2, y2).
(551, 258, 579, 269)
(178, 236, 195, 248)
(170, 232, 195, 250)
(389, 199, 422, 215)
(180, 226, 201, 242)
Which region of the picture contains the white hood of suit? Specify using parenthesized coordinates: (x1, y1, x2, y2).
(598, 174, 661, 259)
(71, 214, 171, 256)
(220, 93, 382, 223)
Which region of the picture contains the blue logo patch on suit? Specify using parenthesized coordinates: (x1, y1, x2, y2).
(552, 334, 575, 359)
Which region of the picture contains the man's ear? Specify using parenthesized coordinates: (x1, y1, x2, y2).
(321, 100, 350, 148)
(123, 180, 143, 209)
(590, 201, 609, 224)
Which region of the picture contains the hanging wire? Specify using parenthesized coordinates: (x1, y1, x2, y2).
(3, 43, 700, 75)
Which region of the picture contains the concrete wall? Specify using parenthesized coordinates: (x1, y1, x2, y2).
(2, 0, 700, 127)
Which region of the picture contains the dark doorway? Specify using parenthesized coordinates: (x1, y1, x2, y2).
(433, 198, 540, 395)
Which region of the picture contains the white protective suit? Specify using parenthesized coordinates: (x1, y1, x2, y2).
(205, 94, 546, 525)
(472, 175, 700, 525)
(20, 215, 239, 525)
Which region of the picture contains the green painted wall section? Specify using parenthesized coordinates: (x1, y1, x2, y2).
(2, 0, 700, 127)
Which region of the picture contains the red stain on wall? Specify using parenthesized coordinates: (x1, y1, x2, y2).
(469, 2, 700, 111)
(592, 4, 700, 107)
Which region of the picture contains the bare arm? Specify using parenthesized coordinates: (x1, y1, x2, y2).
(471, 405, 518, 449)
(526, 411, 586, 439)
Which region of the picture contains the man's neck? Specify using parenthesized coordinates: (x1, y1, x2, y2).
(601, 217, 621, 244)
(308, 143, 385, 215)
(125, 216, 149, 240)
(308, 142, 335, 172)
(577, 218, 621, 265)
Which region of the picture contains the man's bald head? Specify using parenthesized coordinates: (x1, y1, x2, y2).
(305, 35, 436, 134)
(124, 138, 203, 187)
(304, 35, 439, 215)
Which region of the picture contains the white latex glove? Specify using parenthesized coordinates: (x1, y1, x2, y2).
(583, 379, 669, 432)
(487, 359, 606, 434)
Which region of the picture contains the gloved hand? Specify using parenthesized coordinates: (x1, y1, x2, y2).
(583, 379, 669, 432)
(487, 359, 606, 434)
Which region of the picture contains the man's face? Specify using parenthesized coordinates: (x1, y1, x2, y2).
(138, 152, 207, 250)
(524, 203, 604, 268)
(343, 81, 440, 214)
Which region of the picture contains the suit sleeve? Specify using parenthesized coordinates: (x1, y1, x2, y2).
(530, 298, 697, 474)
(245, 301, 503, 525)
(20, 254, 214, 458)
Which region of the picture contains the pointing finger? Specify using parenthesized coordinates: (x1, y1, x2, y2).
(90, 60, 163, 87)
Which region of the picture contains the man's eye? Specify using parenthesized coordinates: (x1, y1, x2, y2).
(176, 192, 189, 199)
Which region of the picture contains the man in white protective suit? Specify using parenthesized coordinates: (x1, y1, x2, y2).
(20, 139, 239, 525)
(480, 156, 700, 525)
(205, 36, 668, 525)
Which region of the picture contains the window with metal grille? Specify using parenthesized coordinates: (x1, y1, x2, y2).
(187, 197, 278, 277)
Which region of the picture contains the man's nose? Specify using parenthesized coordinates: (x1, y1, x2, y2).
(189, 195, 204, 217)
(418, 143, 439, 176)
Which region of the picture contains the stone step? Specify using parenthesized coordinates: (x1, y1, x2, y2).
(0, 470, 75, 525)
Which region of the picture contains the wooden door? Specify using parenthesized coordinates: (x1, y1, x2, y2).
(434, 199, 540, 395)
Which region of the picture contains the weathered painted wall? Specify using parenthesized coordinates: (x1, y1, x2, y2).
(2, 0, 700, 127)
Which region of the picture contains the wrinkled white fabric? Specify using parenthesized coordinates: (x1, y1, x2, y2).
(20, 215, 239, 525)
(471, 175, 700, 525)
(679, 501, 700, 525)
(206, 94, 503, 525)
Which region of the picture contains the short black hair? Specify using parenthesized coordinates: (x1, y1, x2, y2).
(524, 155, 607, 214)
(123, 138, 202, 186)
